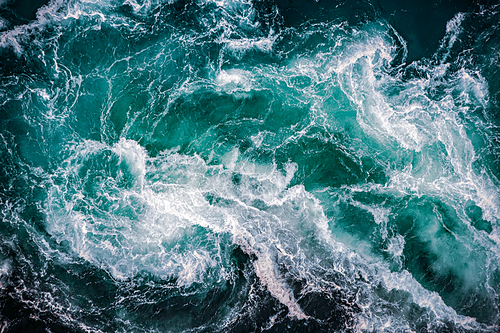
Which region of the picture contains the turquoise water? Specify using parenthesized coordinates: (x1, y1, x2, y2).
(1, 0, 500, 332)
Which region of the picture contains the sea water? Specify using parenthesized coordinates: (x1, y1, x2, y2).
(0, 0, 500, 332)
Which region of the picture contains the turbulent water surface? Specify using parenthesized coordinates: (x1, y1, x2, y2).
(1, 0, 500, 332)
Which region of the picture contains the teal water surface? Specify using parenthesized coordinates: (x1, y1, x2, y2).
(1, 0, 500, 332)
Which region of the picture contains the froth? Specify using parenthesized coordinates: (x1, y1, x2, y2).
(45, 138, 320, 318)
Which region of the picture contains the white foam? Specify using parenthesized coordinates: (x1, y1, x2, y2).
(223, 36, 275, 56)
(0, 16, 8, 31)
(0, 260, 10, 289)
(352, 201, 391, 239)
(385, 234, 405, 259)
(45, 138, 314, 318)
(438, 13, 465, 63)
(330, 21, 500, 230)
(111, 138, 147, 189)
(253, 252, 308, 319)
(216, 69, 254, 92)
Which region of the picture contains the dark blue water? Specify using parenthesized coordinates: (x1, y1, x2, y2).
(1, 0, 500, 332)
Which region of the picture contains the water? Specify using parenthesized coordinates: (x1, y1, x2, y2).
(0, 0, 500, 332)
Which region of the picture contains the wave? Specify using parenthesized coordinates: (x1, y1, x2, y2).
(0, 0, 500, 331)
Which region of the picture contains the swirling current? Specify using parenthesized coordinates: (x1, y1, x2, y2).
(1, 0, 500, 332)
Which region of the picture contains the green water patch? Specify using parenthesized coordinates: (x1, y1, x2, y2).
(325, 189, 498, 323)
(465, 200, 492, 234)
(276, 130, 387, 190)
(131, 85, 309, 160)
(394, 197, 495, 322)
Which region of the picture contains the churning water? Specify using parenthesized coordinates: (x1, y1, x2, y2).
(1, 0, 500, 332)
